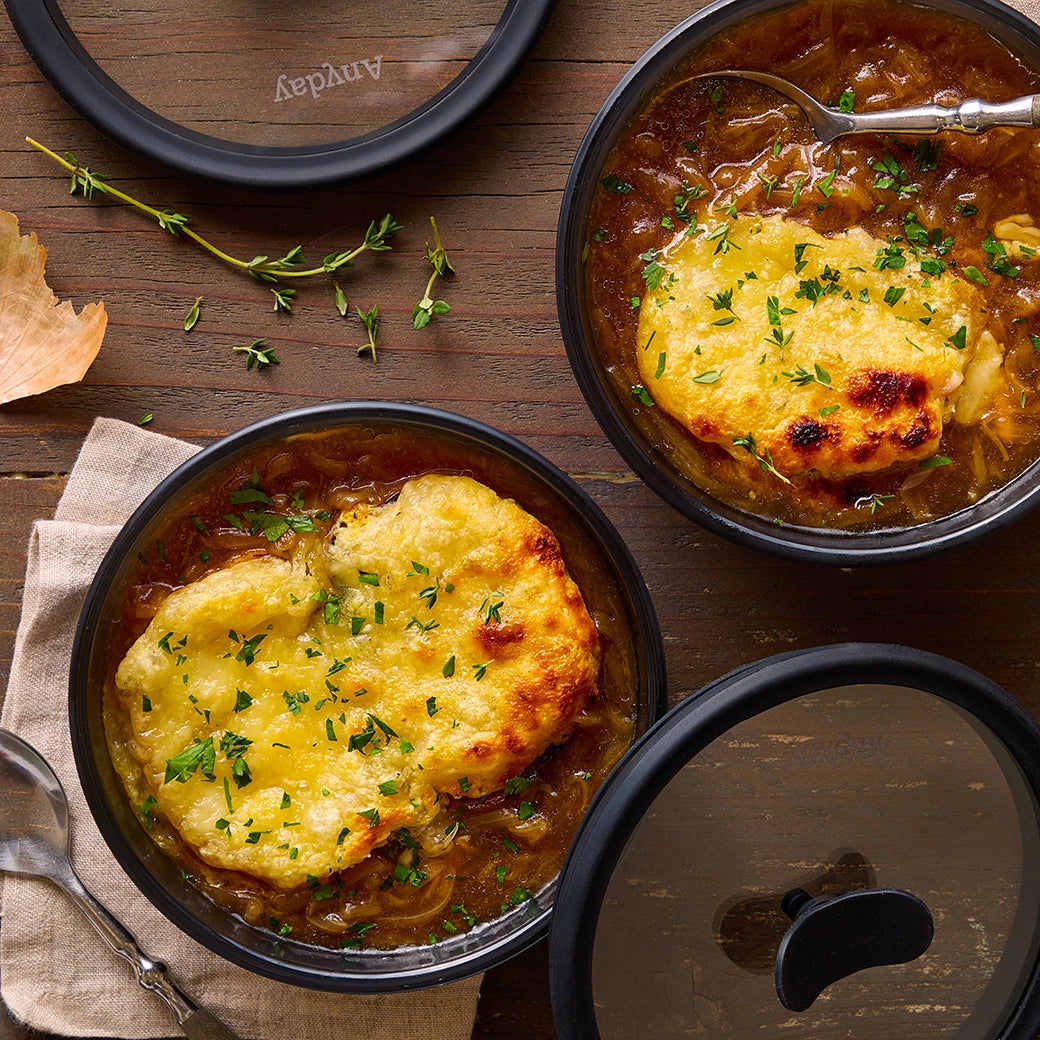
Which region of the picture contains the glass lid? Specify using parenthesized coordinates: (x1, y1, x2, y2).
(550, 644, 1040, 1040)
(3, 0, 555, 188)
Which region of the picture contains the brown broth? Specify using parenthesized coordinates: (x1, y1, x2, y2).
(103, 424, 639, 950)
(586, 0, 1040, 530)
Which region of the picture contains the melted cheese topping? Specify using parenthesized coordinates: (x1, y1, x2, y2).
(114, 474, 600, 889)
(637, 213, 991, 479)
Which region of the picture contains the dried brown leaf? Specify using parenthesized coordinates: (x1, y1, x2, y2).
(0, 208, 106, 405)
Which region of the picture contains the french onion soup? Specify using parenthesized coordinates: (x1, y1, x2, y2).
(104, 425, 638, 950)
(585, 0, 1040, 529)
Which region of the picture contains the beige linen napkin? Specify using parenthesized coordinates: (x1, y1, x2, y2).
(0, 417, 483, 1039)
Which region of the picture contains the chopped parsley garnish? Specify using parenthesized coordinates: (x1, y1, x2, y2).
(140, 795, 158, 829)
(914, 138, 943, 173)
(157, 631, 186, 655)
(983, 233, 1020, 278)
(231, 631, 267, 666)
(358, 808, 381, 828)
(164, 737, 216, 784)
(242, 511, 318, 542)
(600, 174, 633, 195)
(348, 729, 374, 753)
(874, 242, 907, 271)
(228, 471, 273, 507)
(629, 384, 655, 407)
(503, 886, 533, 909)
(870, 153, 920, 197)
(311, 589, 342, 625)
(641, 249, 666, 291)
(282, 690, 310, 715)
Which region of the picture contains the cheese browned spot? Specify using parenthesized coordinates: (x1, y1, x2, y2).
(637, 213, 995, 479)
(114, 474, 599, 889)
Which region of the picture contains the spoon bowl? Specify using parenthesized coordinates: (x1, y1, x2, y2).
(0, 730, 71, 882)
(0, 728, 242, 1040)
(693, 69, 1040, 143)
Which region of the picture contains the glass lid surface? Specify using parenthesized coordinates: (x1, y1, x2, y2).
(551, 646, 1040, 1040)
(4, 0, 555, 187)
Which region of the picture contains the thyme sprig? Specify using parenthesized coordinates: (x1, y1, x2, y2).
(234, 338, 280, 370)
(27, 138, 401, 283)
(732, 433, 792, 485)
(413, 217, 454, 329)
(356, 305, 379, 363)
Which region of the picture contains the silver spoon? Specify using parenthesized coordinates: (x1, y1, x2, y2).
(0, 727, 243, 1040)
(696, 70, 1040, 144)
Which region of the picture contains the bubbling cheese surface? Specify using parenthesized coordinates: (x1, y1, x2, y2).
(637, 213, 989, 479)
(114, 474, 600, 889)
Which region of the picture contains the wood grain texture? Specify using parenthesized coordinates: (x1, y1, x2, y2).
(4, 0, 1040, 1037)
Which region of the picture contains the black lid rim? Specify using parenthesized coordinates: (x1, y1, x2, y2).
(68, 401, 667, 991)
(5, 0, 557, 189)
(549, 642, 1040, 1040)
(555, 0, 1040, 566)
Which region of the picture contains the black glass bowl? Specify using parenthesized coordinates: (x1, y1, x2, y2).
(556, 0, 1040, 565)
(69, 402, 665, 991)
(5, 0, 556, 189)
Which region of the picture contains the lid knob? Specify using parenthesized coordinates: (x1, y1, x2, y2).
(774, 886, 934, 1012)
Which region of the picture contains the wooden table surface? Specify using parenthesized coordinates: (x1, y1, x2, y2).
(3, 1, 1040, 1038)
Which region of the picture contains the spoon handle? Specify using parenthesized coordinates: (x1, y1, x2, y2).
(845, 94, 1040, 136)
(56, 868, 243, 1040)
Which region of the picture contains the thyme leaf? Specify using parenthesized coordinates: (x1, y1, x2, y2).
(184, 297, 201, 331)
